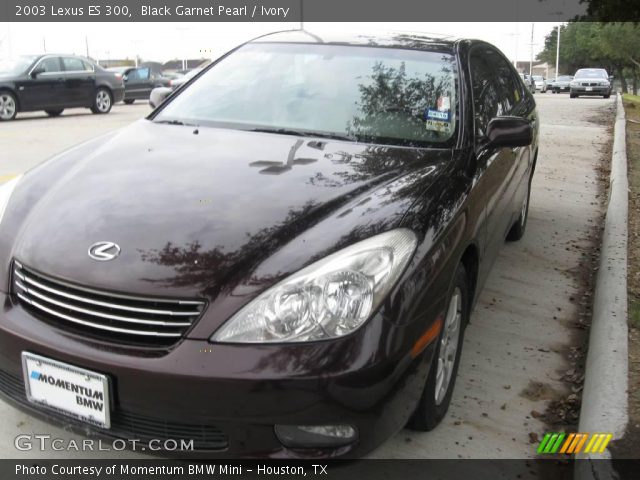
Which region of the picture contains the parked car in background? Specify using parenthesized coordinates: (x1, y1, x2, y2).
(551, 75, 573, 93)
(570, 68, 611, 98)
(532, 75, 547, 93)
(0, 54, 124, 121)
(0, 31, 537, 458)
(519, 73, 536, 94)
(107, 66, 171, 104)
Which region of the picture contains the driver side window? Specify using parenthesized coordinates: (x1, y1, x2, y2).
(38, 57, 62, 74)
(469, 50, 501, 140)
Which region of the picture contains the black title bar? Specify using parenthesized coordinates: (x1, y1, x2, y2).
(0, 0, 602, 23)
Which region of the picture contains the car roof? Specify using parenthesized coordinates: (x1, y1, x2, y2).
(249, 30, 461, 53)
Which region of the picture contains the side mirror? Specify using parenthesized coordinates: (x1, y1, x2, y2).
(30, 67, 45, 78)
(149, 87, 172, 109)
(609, 75, 614, 81)
(122, 74, 128, 82)
(486, 116, 533, 148)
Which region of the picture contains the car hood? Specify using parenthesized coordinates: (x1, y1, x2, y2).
(7, 120, 451, 304)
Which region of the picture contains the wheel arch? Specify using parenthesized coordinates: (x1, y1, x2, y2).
(458, 242, 480, 318)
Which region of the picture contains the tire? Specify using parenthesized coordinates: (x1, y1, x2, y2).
(407, 264, 468, 431)
(0, 91, 18, 121)
(604, 94, 610, 99)
(507, 170, 533, 241)
(91, 87, 113, 114)
(570, 93, 577, 98)
(45, 109, 64, 117)
(123, 99, 135, 105)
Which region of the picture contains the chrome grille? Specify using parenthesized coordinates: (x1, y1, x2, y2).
(12, 260, 206, 346)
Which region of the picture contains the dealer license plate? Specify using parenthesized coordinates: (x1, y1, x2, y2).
(22, 352, 110, 428)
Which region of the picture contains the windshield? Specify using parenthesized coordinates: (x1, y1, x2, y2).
(155, 43, 459, 147)
(574, 69, 607, 79)
(533, 76, 543, 81)
(557, 76, 572, 81)
(0, 55, 38, 75)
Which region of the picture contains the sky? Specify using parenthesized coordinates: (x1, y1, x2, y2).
(0, 22, 558, 65)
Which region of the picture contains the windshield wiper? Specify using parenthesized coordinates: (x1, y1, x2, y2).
(154, 119, 198, 127)
(249, 127, 356, 142)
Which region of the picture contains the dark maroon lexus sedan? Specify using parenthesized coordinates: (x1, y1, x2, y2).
(0, 31, 538, 458)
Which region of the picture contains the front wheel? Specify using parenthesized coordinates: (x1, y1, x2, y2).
(604, 94, 611, 99)
(0, 91, 17, 121)
(407, 264, 468, 431)
(91, 88, 112, 114)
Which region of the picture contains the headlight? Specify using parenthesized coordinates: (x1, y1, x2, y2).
(0, 175, 22, 226)
(570, 81, 579, 87)
(211, 229, 418, 343)
(600, 81, 610, 87)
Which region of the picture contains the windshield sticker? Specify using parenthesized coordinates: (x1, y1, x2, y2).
(425, 109, 450, 122)
(437, 96, 451, 112)
(426, 119, 450, 132)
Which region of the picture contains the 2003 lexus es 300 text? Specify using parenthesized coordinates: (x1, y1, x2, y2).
(0, 31, 538, 458)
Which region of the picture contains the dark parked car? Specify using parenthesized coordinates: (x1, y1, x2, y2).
(551, 75, 573, 93)
(107, 66, 171, 104)
(0, 32, 538, 458)
(0, 54, 124, 121)
(570, 68, 612, 98)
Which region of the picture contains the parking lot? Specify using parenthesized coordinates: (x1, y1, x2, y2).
(0, 93, 615, 459)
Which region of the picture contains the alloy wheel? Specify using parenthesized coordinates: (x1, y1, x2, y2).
(96, 90, 111, 112)
(435, 287, 462, 405)
(0, 93, 16, 120)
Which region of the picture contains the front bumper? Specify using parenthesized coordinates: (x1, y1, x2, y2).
(571, 86, 610, 96)
(0, 292, 436, 458)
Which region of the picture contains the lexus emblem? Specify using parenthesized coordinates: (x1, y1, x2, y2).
(88, 241, 121, 262)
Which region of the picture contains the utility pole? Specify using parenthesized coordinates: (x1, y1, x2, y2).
(555, 25, 561, 81)
(85, 35, 89, 58)
(529, 23, 534, 76)
(42, 37, 46, 53)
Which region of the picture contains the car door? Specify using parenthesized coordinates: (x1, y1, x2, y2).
(61, 57, 95, 107)
(124, 67, 152, 99)
(468, 46, 522, 283)
(17, 56, 65, 110)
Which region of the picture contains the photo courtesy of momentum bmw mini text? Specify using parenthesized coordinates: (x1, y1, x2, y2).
(0, 0, 638, 479)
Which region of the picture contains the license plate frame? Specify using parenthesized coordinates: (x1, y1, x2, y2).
(22, 352, 111, 429)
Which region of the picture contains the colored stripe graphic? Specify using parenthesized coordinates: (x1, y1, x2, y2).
(540, 432, 614, 455)
(585, 433, 613, 454)
(550, 433, 566, 453)
(537, 433, 553, 454)
(560, 433, 576, 454)
(574, 433, 589, 453)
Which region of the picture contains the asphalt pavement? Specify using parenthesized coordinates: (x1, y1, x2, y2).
(0, 94, 615, 458)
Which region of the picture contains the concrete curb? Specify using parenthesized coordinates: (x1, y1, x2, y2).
(575, 94, 629, 477)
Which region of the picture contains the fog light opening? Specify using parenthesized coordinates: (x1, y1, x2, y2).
(274, 424, 358, 448)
